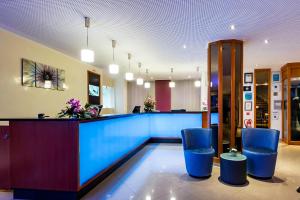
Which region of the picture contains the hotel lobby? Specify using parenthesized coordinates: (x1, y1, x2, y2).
(0, 0, 300, 200)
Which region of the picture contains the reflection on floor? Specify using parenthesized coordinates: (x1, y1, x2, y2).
(1, 143, 300, 200)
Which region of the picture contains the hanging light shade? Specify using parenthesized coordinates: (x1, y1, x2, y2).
(125, 72, 134, 80)
(81, 49, 94, 63)
(109, 40, 119, 74)
(137, 78, 144, 85)
(169, 68, 175, 88)
(144, 82, 151, 88)
(194, 80, 201, 87)
(136, 62, 144, 85)
(125, 53, 134, 81)
(169, 81, 175, 88)
(109, 63, 119, 74)
(194, 66, 201, 87)
(81, 17, 95, 63)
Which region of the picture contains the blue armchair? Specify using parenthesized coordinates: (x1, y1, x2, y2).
(242, 128, 280, 178)
(181, 128, 215, 178)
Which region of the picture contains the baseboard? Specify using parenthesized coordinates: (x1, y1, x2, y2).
(149, 137, 182, 143)
(14, 189, 78, 200)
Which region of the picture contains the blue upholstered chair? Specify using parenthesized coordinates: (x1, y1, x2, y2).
(242, 128, 280, 178)
(181, 128, 215, 178)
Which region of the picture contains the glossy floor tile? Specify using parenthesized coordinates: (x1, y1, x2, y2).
(1, 143, 300, 200)
(82, 143, 300, 200)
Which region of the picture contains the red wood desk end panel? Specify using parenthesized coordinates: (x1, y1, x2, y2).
(0, 126, 10, 189)
(10, 121, 79, 192)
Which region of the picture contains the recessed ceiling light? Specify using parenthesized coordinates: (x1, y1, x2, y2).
(183, 44, 187, 49)
(230, 25, 235, 30)
(264, 39, 269, 44)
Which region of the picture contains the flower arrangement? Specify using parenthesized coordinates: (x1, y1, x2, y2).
(144, 96, 155, 112)
(58, 98, 100, 119)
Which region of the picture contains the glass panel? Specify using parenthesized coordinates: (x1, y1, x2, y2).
(255, 70, 270, 128)
(222, 43, 232, 151)
(210, 43, 218, 113)
(102, 86, 115, 108)
(283, 79, 288, 141)
(290, 77, 300, 141)
(210, 43, 219, 156)
(235, 43, 242, 150)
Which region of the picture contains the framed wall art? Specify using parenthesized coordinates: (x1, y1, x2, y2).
(244, 73, 253, 84)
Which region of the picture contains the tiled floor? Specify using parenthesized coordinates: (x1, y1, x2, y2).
(1, 143, 300, 200)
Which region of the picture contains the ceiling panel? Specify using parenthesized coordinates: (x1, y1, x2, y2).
(1, 0, 300, 79)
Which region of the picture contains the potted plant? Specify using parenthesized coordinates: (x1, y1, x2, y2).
(144, 96, 155, 112)
(58, 98, 100, 119)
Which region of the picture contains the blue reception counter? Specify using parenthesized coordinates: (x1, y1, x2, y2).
(7, 112, 218, 199)
(79, 112, 218, 186)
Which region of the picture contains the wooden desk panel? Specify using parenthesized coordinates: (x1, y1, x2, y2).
(0, 126, 10, 189)
(10, 121, 79, 191)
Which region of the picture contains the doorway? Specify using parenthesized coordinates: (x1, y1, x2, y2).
(254, 69, 271, 128)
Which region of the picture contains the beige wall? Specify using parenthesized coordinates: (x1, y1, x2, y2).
(0, 28, 113, 118)
(171, 80, 201, 111)
(127, 81, 155, 112)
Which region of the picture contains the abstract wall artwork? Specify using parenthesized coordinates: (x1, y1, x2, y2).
(21, 58, 65, 91)
(57, 69, 66, 91)
(22, 59, 36, 87)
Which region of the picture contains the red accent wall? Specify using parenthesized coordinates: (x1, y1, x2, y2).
(0, 126, 10, 189)
(155, 80, 171, 111)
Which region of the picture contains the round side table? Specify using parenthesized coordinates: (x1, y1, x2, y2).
(220, 153, 247, 185)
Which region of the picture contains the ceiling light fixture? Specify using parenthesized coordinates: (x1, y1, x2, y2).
(230, 24, 235, 30)
(144, 68, 150, 89)
(81, 17, 95, 63)
(109, 40, 119, 74)
(183, 44, 187, 49)
(136, 62, 144, 85)
(169, 68, 175, 88)
(264, 39, 269, 44)
(194, 66, 201, 87)
(125, 53, 134, 81)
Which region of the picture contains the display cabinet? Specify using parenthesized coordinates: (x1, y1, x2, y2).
(207, 40, 243, 156)
(281, 63, 300, 145)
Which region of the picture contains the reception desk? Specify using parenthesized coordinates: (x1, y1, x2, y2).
(5, 112, 218, 199)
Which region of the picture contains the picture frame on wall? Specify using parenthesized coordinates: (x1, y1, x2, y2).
(244, 101, 252, 111)
(272, 72, 280, 82)
(244, 73, 253, 84)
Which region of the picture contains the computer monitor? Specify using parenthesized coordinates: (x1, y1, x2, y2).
(132, 106, 141, 113)
(97, 105, 103, 117)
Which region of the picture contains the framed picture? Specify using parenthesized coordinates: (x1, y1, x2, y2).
(244, 73, 253, 84)
(243, 86, 252, 92)
(57, 69, 66, 91)
(244, 92, 253, 101)
(35, 63, 58, 90)
(244, 101, 252, 111)
(272, 72, 280, 82)
(22, 58, 36, 87)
